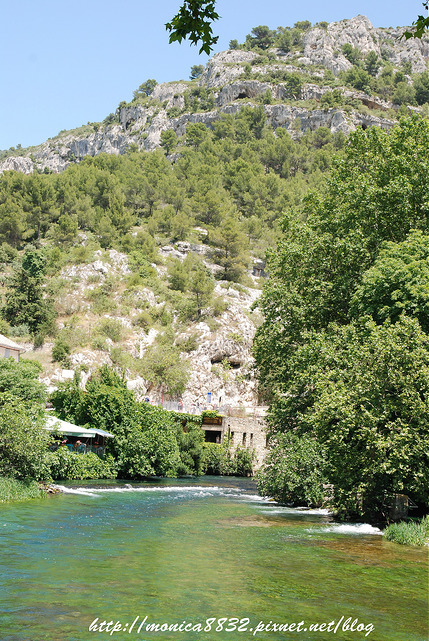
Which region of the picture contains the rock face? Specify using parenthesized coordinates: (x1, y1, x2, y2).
(32, 246, 262, 409)
(2, 15, 427, 175)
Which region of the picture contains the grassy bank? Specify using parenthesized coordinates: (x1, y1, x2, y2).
(384, 516, 429, 546)
(0, 477, 46, 503)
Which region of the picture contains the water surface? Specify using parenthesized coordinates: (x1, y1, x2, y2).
(0, 477, 427, 640)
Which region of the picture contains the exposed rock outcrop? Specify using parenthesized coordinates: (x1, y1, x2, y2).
(1, 15, 427, 175)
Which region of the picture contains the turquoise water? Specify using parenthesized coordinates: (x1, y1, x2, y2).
(0, 477, 427, 641)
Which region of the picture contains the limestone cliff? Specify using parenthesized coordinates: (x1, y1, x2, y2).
(1, 15, 427, 175)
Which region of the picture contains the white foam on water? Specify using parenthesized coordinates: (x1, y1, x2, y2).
(54, 484, 268, 503)
(258, 506, 332, 515)
(297, 507, 332, 515)
(86, 485, 222, 494)
(226, 492, 269, 502)
(311, 523, 382, 535)
(53, 485, 100, 497)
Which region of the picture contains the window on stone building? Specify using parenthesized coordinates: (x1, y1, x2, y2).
(242, 432, 247, 445)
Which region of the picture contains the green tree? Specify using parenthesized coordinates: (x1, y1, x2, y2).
(392, 81, 416, 105)
(246, 25, 275, 50)
(341, 43, 361, 65)
(0, 393, 50, 480)
(133, 79, 158, 98)
(351, 230, 429, 332)
(2, 249, 56, 336)
(257, 433, 326, 506)
(364, 51, 381, 77)
(160, 129, 178, 155)
(117, 423, 181, 478)
(0, 357, 46, 406)
(254, 116, 429, 519)
(255, 116, 429, 387)
(188, 260, 215, 314)
(190, 64, 205, 79)
(414, 70, 429, 105)
(343, 67, 372, 92)
(277, 30, 293, 53)
(185, 122, 211, 147)
(168, 257, 189, 292)
(294, 20, 312, 31)
(273, 318, 429, 520)
(139, 343, 189, 396)
(210, 216, 249, 281)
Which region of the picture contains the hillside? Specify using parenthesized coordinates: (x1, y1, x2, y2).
(0, 15, 427, 410)
(1, 16, 428, 174)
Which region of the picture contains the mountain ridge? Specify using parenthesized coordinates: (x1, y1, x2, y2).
(1, 15, 428, 175)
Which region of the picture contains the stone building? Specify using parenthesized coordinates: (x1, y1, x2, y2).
(201, 414, 268, 471)
(0, 334, 25, 362)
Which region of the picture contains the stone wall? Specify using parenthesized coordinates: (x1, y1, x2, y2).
(0, 346, 20, 362)
(222, 416, 268, 471)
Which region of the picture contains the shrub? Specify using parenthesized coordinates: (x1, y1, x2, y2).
(96, 318, 124, 342)
(139, 343, 189, 396)
(176, 333, 199, 352)
(383, 517, 429, 546)
(0, 395, 50, 481)
(211, 296, 229, 316)
(257, 433, 326, 506)
(0, 319, 11, 335)
(0, 477, 45, 503)
(52, 337, 71, 366)
(91, 335, 109, 351)
(176, 423, 205, 475)
(132, 310, 152, 331)
(47, 449, 117, 481)
(7, 324, 30, 337)
(201, 443, 254, 476)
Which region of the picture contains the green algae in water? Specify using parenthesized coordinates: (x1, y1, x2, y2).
(0, 477, 427, 641)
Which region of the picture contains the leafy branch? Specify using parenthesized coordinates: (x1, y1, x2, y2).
(403, 2, 429, 39)
(165, 0, 220, 55)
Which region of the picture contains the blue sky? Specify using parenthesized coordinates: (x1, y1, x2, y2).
(0, 0, 424, 150)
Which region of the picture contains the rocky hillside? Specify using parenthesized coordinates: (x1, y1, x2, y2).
(19, 243, 263, 413)
(1, 15, 428, 412)
(1, 15, 428, 175)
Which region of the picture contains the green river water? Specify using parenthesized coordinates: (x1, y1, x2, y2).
(0, 477, 427, 641)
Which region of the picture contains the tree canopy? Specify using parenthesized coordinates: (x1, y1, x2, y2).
(254, 116, 429, 520)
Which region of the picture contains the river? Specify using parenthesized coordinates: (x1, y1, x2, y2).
(0, 477, 427, 641)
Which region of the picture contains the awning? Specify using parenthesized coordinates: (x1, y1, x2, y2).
(45, 416, 114, 438)
(86, 428, 115, 438)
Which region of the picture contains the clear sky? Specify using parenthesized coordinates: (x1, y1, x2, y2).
(0, 0, 424, 150)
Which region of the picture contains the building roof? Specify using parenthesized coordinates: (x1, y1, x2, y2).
(0, 333, 25, 351)
(45, 415, 114, 438)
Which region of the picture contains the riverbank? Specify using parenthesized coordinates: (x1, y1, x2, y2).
(0, 477, 46, 502)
